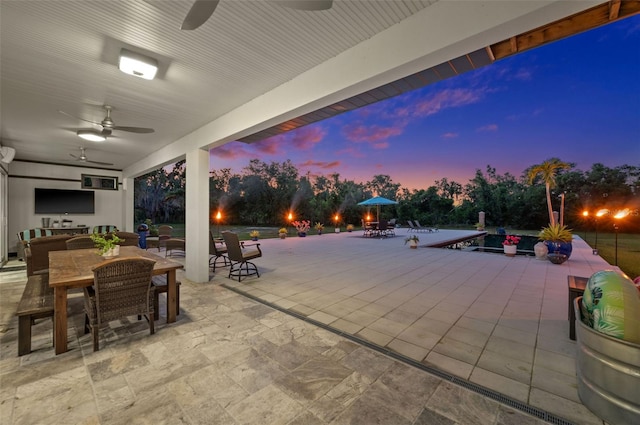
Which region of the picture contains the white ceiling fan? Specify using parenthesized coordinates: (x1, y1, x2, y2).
(59, 105, 154, 136)
(70, 147, 113, 166)
(180, 0, 333, 30)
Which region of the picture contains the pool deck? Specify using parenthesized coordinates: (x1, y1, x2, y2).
(222, 228, 615, 424)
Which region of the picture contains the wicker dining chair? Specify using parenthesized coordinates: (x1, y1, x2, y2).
(84, 257, 156, 351)
(65, 236, 95, 250)
(221, 231, 262, 282)
(110, 231, 140, 246)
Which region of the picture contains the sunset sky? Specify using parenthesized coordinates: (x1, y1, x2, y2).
(210, 15, 640, 191)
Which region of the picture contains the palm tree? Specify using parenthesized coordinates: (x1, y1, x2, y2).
(527, 158, 571, 226)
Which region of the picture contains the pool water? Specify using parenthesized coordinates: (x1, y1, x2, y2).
(443, 234, 539, 256)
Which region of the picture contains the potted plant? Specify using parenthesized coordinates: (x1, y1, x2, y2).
(292, 220, 310, 237)
(405, 235, 419, 249)
(315, 222, 324, 235)
(346, 224, 354, 232)
(90, 233, 122, 258)
(475, 222, 485, 231)
(538, 223, 573, 264)
(249, 230, 260, 241)
(145, 218, 159, 237)
(278, 228, 287, 239)
(501, 235, 520, 257)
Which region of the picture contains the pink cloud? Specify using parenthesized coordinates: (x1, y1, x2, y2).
(290, 126, 326, 150)
(477, 124, 498, 132)
(335, 147, 365, 158)
(413, 88, 483, 117)
(442, 132, 458, 139)
(342, 123, 403, 144)
(299, 160, 341, 170)
(373, 142, 389, 149)
(251, 138, 281, 155)
(210, 142, 250, 159)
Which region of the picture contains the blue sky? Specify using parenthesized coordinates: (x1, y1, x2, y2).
(211, 15, 640, 190)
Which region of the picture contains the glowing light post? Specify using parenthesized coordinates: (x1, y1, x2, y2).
(334, 214, 340, 233)
(613, 209, 630, 266)
(582, 210, 589, 240)
(216, 210, 222, 236)
(287, 212, 293, 234)
(593, 208, 610, 255)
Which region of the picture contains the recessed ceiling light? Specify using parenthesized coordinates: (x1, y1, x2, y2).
(118, 49, 158, 80)
(77, 130, 106, 142)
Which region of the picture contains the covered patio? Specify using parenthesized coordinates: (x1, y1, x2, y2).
(0, 228, 614, 424)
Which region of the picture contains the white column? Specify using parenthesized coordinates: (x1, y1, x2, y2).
(185, 148, 210, 283)
(123, 177, 135, 232)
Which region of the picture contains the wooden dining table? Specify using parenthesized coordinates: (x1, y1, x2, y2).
(48, 246, 184, 355)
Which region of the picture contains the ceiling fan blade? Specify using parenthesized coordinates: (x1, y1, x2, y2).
(112, 126, 155, 134)
(181, 0, 220, 30)
(276, 0, 333, 11)
(86, 159, 114, 166)
(70, 153, 80, 160)
(58, 110, 100, 126)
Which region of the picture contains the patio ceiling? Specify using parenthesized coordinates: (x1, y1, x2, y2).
(1, 1, 638, 172)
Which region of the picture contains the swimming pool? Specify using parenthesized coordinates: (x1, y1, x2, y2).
(442, 234, 539, 256)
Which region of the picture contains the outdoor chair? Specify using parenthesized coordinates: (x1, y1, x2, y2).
(17, 228, 53, 260)
(414, 220, 434, 232)
(150, 275, 181, 320)
(383, 219, 395, 237)
(221, 231, 262, 282)
(377, 219, 389, 237)
(406, 220, 419, 232)
(165, 238, 185, 257)
(65, 236, 95, 250)
(25, 234, 73, 276)
(93, 225, 118, 234)
(83, 257, 156, 351)
(361, 219, 375, 238)
(110, 231, 140, 246)
(209, 231, 231, 271)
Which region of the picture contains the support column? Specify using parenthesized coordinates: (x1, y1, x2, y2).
(123, 177, 135, 232)
(185, 148, 210, 283)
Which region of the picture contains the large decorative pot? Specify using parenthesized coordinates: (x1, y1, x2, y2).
(298, 232, 306, 237)
(408, 240, 418, 249)
(546, 241, 572, 259)
(279, 233, 286, 239)
(503, 245, 517, 257)
(335, 228, 340, 233)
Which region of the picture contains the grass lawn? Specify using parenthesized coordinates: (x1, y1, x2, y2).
(582, 232, 640, 280)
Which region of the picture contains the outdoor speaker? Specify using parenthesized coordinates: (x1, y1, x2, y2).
(0, 146, 16, 164)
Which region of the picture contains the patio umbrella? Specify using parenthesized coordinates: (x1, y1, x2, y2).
(357, 196, 398, 222)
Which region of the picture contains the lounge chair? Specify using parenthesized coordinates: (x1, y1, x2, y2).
(414, 220, 438, 232)
(406, 220, 420, 232)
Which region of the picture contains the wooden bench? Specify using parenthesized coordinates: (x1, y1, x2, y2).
(151, 275, 181, 320)
(16, 274, 54, 356)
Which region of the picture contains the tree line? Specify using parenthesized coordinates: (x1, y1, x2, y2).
(135, 158, 639, 232)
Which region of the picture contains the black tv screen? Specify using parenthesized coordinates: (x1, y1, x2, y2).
(34, 188, 95, 214)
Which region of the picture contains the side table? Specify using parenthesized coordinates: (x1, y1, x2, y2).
(568, 275, 588, 340)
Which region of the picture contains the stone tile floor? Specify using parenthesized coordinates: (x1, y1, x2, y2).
(0, 229, 614, 424)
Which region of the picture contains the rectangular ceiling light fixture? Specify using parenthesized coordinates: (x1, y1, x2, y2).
(118, 49, 158, 80)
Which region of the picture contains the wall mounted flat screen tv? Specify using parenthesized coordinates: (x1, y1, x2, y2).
(34, 188, 95, 214)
